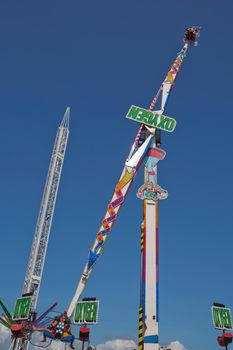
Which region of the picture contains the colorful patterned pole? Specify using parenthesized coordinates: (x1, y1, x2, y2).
(68, 27, 200, 318)
(137, 27, 200, 350)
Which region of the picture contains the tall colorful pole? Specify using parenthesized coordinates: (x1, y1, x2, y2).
(137, 28, 201, 350)
(65, 29, 200, 350)
(139, 140, 164, 350)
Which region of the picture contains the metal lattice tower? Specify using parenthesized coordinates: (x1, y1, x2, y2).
(23, 107, 70, 304)
(11, 108, 70, 350)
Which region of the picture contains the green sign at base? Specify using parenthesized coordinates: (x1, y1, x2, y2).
(13, 296, 32, 320)
(126, 105, 176, 132)
(74, 300, 99, 324)
(212, 306, 233, 330)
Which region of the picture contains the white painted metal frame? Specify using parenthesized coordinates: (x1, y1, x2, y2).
(11, 108, 70, 350)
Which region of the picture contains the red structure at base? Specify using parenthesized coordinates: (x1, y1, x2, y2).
(217, 333, 233, 347)
(79, 327, 90, 342)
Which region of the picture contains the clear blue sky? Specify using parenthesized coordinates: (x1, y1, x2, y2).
(0, 1, 233, 349)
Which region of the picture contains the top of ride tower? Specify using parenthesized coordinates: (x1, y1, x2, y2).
(60, 107, 70, 129)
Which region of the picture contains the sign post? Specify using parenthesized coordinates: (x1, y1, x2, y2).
(74, 299, 99, 350)
(212, 306, 233, 330)
(13, 296, 32, 321)
(212, 303, 233, 350)
(74, 300, 99, 325)
(126, 105, 177, 133)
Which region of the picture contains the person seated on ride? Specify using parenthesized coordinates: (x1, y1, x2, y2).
(42, 311, 75, 349)
(184, 26, 200, 44)
(40, 316, 59, 342)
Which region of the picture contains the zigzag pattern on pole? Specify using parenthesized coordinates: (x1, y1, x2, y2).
(166, 49, 186, 84)
(87, 169, 135, 270)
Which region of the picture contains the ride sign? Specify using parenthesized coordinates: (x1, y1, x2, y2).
(74, 300, 99, 324)
(126, 105, 176, 132)
(13, 296, 32, 320)
(212, 306, 233, 330)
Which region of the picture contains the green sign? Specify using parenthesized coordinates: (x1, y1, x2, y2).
(74, 301, 99, 324)
(13, 296, 32, 320)
(126, 105, 176, 132)
(212, 306, 233, 330)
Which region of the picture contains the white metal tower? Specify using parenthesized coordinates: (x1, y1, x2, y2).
(11, 107, 70, 350)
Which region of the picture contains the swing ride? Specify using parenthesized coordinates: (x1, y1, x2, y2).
(0, 27, 200, 350)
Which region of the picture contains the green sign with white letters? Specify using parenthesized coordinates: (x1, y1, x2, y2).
(126, 105, 176, 132)
(212, 306, 233, 330)
(13, 296, 32, 320)
(74, 300, 99, 324)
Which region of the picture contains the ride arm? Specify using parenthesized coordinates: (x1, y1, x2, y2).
(32, 302, 58, 327)
(67, 27, 200, 317)
(0, 300, 13, 324)
(67, 135, 153, 316)
(0, 316, 11, 329)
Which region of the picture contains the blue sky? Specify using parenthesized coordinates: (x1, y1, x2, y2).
(0, 1, 233, 349)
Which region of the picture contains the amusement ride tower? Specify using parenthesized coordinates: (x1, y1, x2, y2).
(67, 27, 200, 350)
(10, 108, 70, 350)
